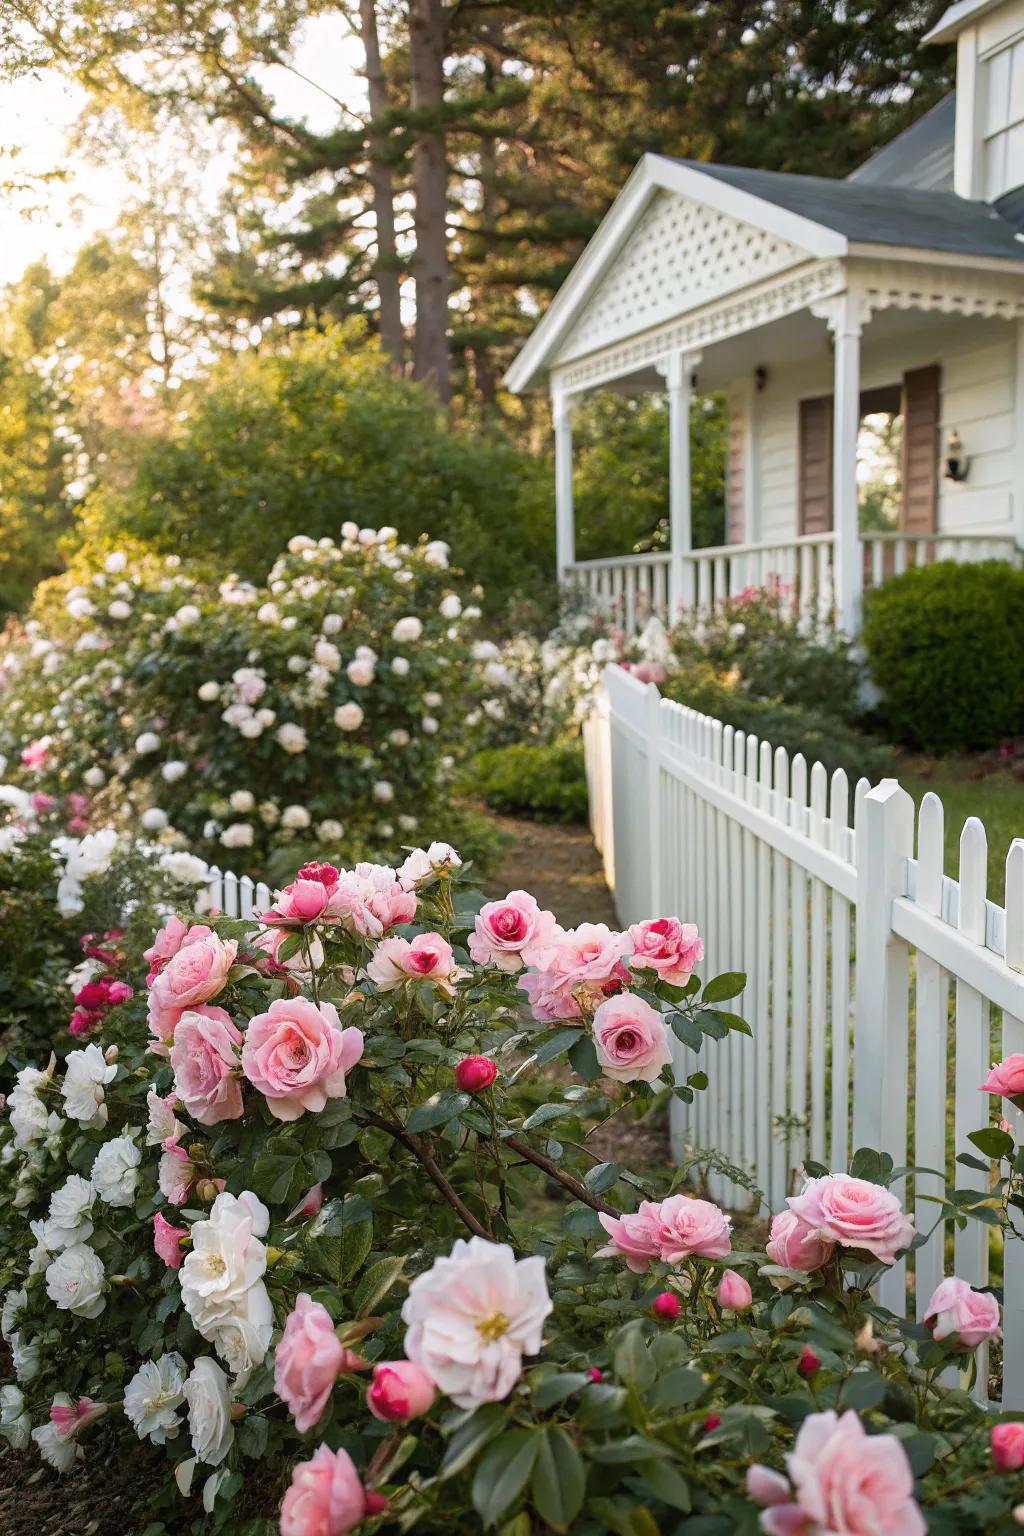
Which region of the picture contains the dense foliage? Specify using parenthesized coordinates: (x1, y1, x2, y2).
(0, 841, 1021, 1534)
(862, 561, 1024, 752)
(466, 744, 589, 823)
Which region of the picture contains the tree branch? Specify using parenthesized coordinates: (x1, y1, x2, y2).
(502, 1135, 621, 1218)
(360, 1112, 491, 1240)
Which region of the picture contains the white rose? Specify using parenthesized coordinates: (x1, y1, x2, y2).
(91, 1133, 141, 1208)
(341, 520, 359, 541)
(372, 780, 394, 804)
(424, 691, 443, 709)
(0, 1385, 31, 1451)
(61, 1045, 116, 1129)
(45, 1243, 106, 1318)
(321, 613, 343, 635)
(333, 702, 364, 732)
(275, 723, 308, 755)
(10, 1333, 40, 1383)
(159, 851, 209, 885)
(82, 766, 107, 788)
(464, 605, 481, 620)
(391, 657, 410, 677)
(107, 601, 131, 620)
(135, 731, 161, 755)
(258, 801, 280, 826)
(46, 1176, 95, 1248)
(161, 760, 188, 783)
(238, 717, 264, 739)
(175, 604, 200, 625)
(184, 1358, 234, 1466)
(256, 603, 279, 625)
(220, 823, 254, 849)
(1, 1288, 26, 1342)
(421, 716, 439, 734)
(427, 841, 462, 871)
(281, 805, 311, 831)
(229, 790, 255, 813)
(67, 597, 95, 620)
(179, 1192, 272, 1374)
(473, 639, 500, 661)
(439, 594, 462, 619)
(398, 814, 418, 832)
(397, 848, 432, 888)
(483, 699, 506, 721)
(32, 1420, 78, 1473)
(346, 658, 375, 687)
(424, 540, 450, 568)
(392, 616, 423, 643)
(124, 1353, 187, 1444)
(287, 654, 307, 674)
(104, 551, 127, 573)
(8, 1063, 54, 1149)
(313, 639, 341, 671)
(388, 728, 410, 748)
(142, 808, 169, 833)
(317, 819, 344, 840)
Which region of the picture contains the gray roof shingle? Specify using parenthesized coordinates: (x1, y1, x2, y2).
(848, 93, 956, 193)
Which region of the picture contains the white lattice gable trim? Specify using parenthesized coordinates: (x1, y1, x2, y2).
(555, 191, 806, 365)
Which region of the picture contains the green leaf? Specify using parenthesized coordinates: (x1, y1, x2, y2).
(968, 1126, 1015, 1160)
(305, 1196, 374, 1284)
(848, 1147, 894, 1186)
(406, 1090, 471, 1133)
(839, 1370, 886, 1411)
(568, 1033, 602, 1081)
(530, 1371, 589, 1410)
(635, 1459, 691, 1512)
(649, 1366, 705, 1411)
(669, 1013, 703, 1052)
(613, 1321, 656, 1392)
(532, 1426, 585, 1531)
(440, 1404, 508, 1479)
(237, 1413, 269, 1458)
(584, 1161, 622, 1194)
(702, 1009, 752, 1037)
(695, 1010, 730, 1040)
(472, 1429, 539, 1527)
(535, 1026, 583, 1065)
(596, 1435, 673, 1463)
(575, 1381, 627, 1428)
(522, 1100, 577, 1132)
(351, 1255, 405, 1317)
(701, 972, 746, 1003)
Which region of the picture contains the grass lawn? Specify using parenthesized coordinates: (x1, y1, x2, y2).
(899, 755, 1024, 899)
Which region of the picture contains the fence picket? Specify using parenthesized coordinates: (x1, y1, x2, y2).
(1003, 841, 1024, 1408)
(912, 794, 949, 1325)
(808, 762, 828, 1165)
(770, 746, 791, 1209)
(789, 755, 810, 1180)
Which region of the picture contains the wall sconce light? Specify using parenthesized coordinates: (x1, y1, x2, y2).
(754, 365, 768, 392)
(944, 429, 969, 482)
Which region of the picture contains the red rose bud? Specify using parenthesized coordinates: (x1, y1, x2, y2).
(588, 1367, 603, 1383)
(652, 1291, 681, 1322)
(454, 1055, 498, 1094)
(702, 1412, 721, 1433)
(365, 1492, 390, 1516)
(797, 1345, 821, 1379)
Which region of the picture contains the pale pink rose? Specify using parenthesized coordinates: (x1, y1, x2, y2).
(241, 997, 363, 1121)
(592, 993, 673, 1084)
(516, 967, 581, 1024)
(366, 932, 459, 996)
(159, 1143, 196, 1205)
(274, 1294, 346, 1433)
(786, 1175, 915, 1266)
(766, 1209, 835, 1272)
(596, 1203, 663, 1272)
(924, 1276, 1002, 1350)
(651, 1193, 732, 1262)
(170, 1006, 244, 1126)
(551, 923, 631, 990)
(143, 916, 196, 985)
(628, 917, 704, 985)
(367, 1361, 437, 1422)
(147, 931, 237, 1047)
(21, 738, 50, 770)
(49, 1395, 106, 1439)
(746, 1464, 791, 1507)
(468, 891, 562, 973)
(326, 862, 417, 939)
(279, 1444, 367, 1536)
(259, 878, 334, 928)
(717, 1269, 752, 1310)
(981, 1053, 1024, 1103)
(767, 1408, 926, 1536)
(153, 1210, 188, 1269)
(992, 1422, 1024, 1472)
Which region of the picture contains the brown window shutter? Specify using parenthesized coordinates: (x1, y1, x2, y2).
(726, 399, 746, 543)
(900, 364, 940, 534)
(798, 395, 833, 534)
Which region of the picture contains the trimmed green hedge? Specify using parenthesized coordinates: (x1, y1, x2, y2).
(467, 743, 589, 821)
(862, 560, 1024, 752)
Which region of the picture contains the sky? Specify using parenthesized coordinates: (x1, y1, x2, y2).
(0, 16, 366, 289)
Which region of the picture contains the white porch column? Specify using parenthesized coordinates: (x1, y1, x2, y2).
(826, 292, 865, 635)
(659, 349, 702, 618)
(552, 384, 577, 583)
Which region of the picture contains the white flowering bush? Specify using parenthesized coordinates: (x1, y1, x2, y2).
(0, 528, 493, 882)
(0, 844, 1020, 1532)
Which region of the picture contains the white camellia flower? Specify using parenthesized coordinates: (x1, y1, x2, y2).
(61, 1044, 117, 1129)
(220, 823, 254, 849)
(91, 1133, 142, 1208)
(141, 808, 169, 833)
(333, 702, 364, 732)
(124, 1353, 187, 1444)
(281, 805, 311, 831)
(46, 1176, 96, 1248)
(162, 760, 188, 783)
(45, 1243, 106, 1318)
(372, 780, 394, 804)
(82, 766, 107, 788)
(198, 681, 221, 702)
(391, 656, 410, 677)
(275, 723, 308, 755)
(402, 1236, 552, 1408)
(346, 657, 375, 687)
(229, 790, 255, 813)
(392, 616, 423, 643)
(439, 594, 462, 619)
(0, 1385, 31, 1451)
(135, 731, 161, 754)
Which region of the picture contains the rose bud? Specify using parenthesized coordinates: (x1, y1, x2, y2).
(104, 1045, 119, 1064)
(365, 1492, 390, 1516)
(717, 1269, 752, 1312)
(746, 1465, 791, 1507)
(702, 1412, 721, 1433)
(797, 1345, 821, 1378)
(924, 1276, 1002, 1351)
(367, 1361, 437, 1423)
(652, 1291, 680, 1322)
(286, 1182, 324, 1222)
(587, 1367, 603, 1383)
(454, 1055, 498, 1094)
(992, 1422, 1024, 1472)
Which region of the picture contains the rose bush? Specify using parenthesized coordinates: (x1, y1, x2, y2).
(0, 843, 1021, 1532)
(0, 527, 501, 883)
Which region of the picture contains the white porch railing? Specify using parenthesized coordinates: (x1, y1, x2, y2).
(586, 666, 1024, 1406)
(567, 531, 1021, 630)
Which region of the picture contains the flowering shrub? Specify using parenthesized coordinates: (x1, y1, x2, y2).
(0, 845, 1021, 1532)
(0, 528, 496, 881)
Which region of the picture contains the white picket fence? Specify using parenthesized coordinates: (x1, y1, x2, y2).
(585, 664, 1024, 1406)
(204, 865, 272, 918)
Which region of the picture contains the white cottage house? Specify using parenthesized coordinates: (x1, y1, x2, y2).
(506, 0, 1024, 633)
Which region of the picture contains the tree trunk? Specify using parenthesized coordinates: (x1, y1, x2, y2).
(358, 0, 404, 366)
(408, 0, 450, 402)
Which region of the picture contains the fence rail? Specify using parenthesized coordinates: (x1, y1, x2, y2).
(586, 665, 1024, 1406)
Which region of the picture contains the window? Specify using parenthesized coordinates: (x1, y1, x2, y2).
(983, 36, 1024, 200)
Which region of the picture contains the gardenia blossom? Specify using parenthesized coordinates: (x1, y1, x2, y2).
(402, 1235, 552, 1408)
(179, 1191, 273, 1381)
(61, 1044, 117, 1129)
(124, 1353, 188, 1443)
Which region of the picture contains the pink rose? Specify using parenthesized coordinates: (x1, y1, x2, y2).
(159, 1143, 196, 1204)
(147, 930, 237, 1047)
(755, 1409, 925, 1536)
(280, 1444, 367, 1536)
(21, 738, 49, 770)
(366, 932, 459, 995)
(992, 1422, 1024, 1472)
(981, 1054, 1024, 1105)
(468, 891, 561, 973)
(650, 1193, 732, 1262)
(765, 1209, 836, 1272)
(49, 1395, 106, 1438)
(454, 1056, 498, 1094)
(367, 1361, 437, 1422)
(717, 1269, 752, 1311)
(275, 1294, 346, 1433)
(628, 917, 704, 985)
(746, 1464, 791, 1508)
(786, 1175, 914, 1266)
(592, 993, 673, 1083)
(259, 878, 334, 928)
(924, 1276, 1002, 1350)
(153, 1210, 188, 1269)
(326, 862, 417, 938)
(241, 997, 364, 1121)
(596, 1203, 663, 1272)
(143, 916, 194, 985)
(170, 1006, 244, 1126)
(516, 967, 581, 1024)
(518, 924, 632, 1023)
(552, 923, 631, 989)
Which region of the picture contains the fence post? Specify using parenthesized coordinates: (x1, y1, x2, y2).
(645, 683, 662, 918)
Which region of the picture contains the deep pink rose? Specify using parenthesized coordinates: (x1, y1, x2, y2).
(468, 890, 561, 973)
(924, 1276, 1002, 1350)
(765, 1209, 836, 1272)
(147, 930, 237, 1047)
(170, 1006, 244, 1126)
(296, 862, 340, 889)
(279, 1444, 367, 1536)
(366, 932, 458, 995)
(143, 916, 194, 984)
(275, 1294, 346, 1433)
(786, 1175, 914, 1266)
(651, 1194, 732, 1262)
(628, 917, 704, 985)
(992, 1421, 1024, 1472)
(592, 993, 673, 1083)
(596, 1203, 663, 1272)
(981, 1053, 1024, 1104)
(21, 738, 49, 769)
(241, 997, 364, 1121)
(260, 878, 334, 928)
(756, 1409, 926, 1536)
(367, 1361, 437, 1422)
(153, 1210, 188, 1269)
(652, 1291, 680, 1321)
(454, 1056, 498, 1094)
